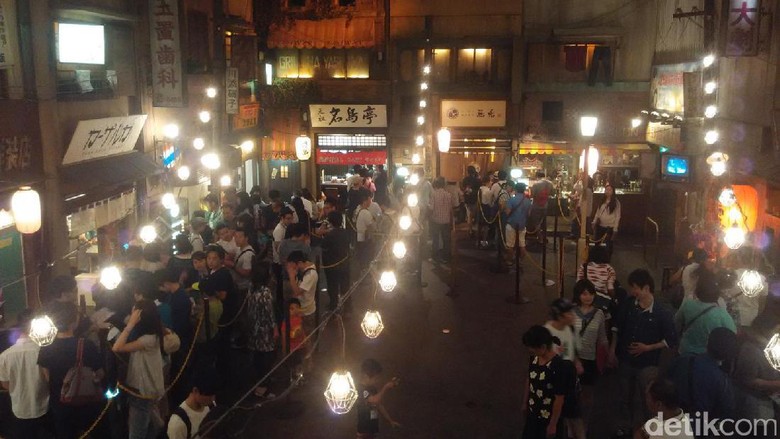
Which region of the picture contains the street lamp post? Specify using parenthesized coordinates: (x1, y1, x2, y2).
(579, 116, 598, 267)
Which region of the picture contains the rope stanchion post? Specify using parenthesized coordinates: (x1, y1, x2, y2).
(553, 207, 559, 252)
(541, 225, 547, 286)
(558, 235, 565, 298)
(505, 224, 529, 305)
(447, 223, 458, 297)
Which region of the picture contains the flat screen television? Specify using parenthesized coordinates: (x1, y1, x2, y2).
(660, 154, 691, 182)
(56, 23, 105, 65)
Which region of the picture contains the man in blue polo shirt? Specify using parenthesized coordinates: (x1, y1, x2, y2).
(609, 268, 678, 436)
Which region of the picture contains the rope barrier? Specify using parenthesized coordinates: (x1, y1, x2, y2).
(320, 253, 351, 269)
(217, 291, 250, 328)
(77, 398, 114, 439)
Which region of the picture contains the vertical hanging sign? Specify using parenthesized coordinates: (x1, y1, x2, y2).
(150, 0, 184, 107)
(0, 0, 17, 68)
(226, 67, 239, 114)
(723, 0, 762, 57)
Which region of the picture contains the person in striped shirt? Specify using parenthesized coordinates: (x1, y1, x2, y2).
(576, 245, 616, 317)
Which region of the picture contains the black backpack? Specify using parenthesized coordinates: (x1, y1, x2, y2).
(169, 403, 217, 438)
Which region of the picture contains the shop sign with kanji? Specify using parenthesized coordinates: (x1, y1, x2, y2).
(441, 100, 507, 128)
(0, 101, 41, 183)
(233, 104, 260, 130)
(226, 68, 239, 115)
(62, 115, 148, 165)
(723, 0, 762, 56)
(309, 104, 387, 128)
(0, 0, 18, 68)
(150, 0, 184, 107)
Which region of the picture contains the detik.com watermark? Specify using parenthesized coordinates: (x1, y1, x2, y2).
(645, 411, 777, 437)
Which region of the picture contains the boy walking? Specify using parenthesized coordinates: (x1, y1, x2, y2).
(357, 359, 400, 439)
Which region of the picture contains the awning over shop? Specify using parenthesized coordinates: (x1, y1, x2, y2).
(267, 17, 376, 49)
(518, 142, 571, 155)
(61, 152, 163, 206)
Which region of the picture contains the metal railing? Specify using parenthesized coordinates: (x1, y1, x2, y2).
(643, 216, 660, 268)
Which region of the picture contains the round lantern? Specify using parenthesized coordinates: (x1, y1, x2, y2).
(29, 315, 58, 347)
(378, 271, 397, 292)
(177, 166, 191, 181)
(201, 153, 220, 170)
(707, 152, 729, 177)
(407, 193, 419, 208)
(392, 241, 407, 259)
(399, 215, 412, 231)
(409, 174, 420, 186)
(296, 135, 312, 161)
(738, 269, 765, 298)
(140, 225, 157, 244)
(723, 224, 746, 250)
(100, 266, 122, 290)
(719, 188, 737, 207)
(437, 128, 451, 153)
(324, 371, 359, 414)
(11, 187, 41, 234)
(361, 310, 385, 339)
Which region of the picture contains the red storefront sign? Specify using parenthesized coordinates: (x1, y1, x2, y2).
(316, 150, 387, 165)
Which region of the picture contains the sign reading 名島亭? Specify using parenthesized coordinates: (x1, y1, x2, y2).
(723, 0, 761, 57)
(440, 100, 506, 128)
(309, 105, 387, 128)
(150, 0, 184, 107)
(316, 150, 387, 165)
(62, 115, 148, 165)
(226, 68, 239, 115)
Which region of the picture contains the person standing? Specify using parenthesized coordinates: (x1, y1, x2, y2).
(503, 182, 532, 265)
(321, 212, 351, 312)
(272, 207, 294, 322)
(166, 367, 219, 439)
(530, 171, 555, 243)
(478, 175, 495, 247)
(609, 269, 677, 436)
(461, 166, 481, 236)
(569, 173, 593, 239)
(373, 164, 390, 207)
(203, 194, 223, 230)
(0, 310, 50, 439)
(286, 251, 319, 362)
(592, 183, 621, 260)
(674, 271, 736, 355)
(430, 177, 457, 264)
(354, 189, 376, 271)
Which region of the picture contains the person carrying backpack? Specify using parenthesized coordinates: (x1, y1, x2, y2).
(166, 367, 220, 439)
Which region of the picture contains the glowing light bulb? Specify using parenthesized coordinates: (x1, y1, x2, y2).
(738, 270, 765, 298)
(324, 371, 359, 414)
(702, 54, 715, 67)
(198, 111, 211, 123)
(161, 193, 176, 209)
(417, 115, 425, 125)
(361, 310, 385, 338)
(423, 65, 431, 75)
(765, 334, 780, 371)
(399, 215, 412, 230)
(412, 153, 421, 164)
(719, 188, 737, 207)
(723, 224, 746, 250)
(415, 135, 424, 146)
(206, 87, 217, 98)
(409, 174, 420, 186)
(100, 266, 122, 290)
(140, 225, 157, 244)
(392, 241, 407, 259)
(220, 175, 232, 187)
(510, 168, 523, 179)
(407, 193, 418, 208)
(163, 124, 179, 139)
(29, 316, 58, 346)
(396, 167, 410, 177)
(177, 166, 191, 180)
(193, 137, 205, 150)
(704, 130, 719, 145)
(704, 105, 717, 118)
(240, 140, 255, 153)
(705, 81, 717, 94)
(169, 204, 180, 218)
(378, 271, 397, 292)
(420, 82, 428, 91)
(419, 100, 427, 108)
(710, 162, 726, 177)
(201, 153, 220, 170)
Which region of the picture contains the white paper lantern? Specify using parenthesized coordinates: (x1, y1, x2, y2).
(578, 146, 600, 177)
(140, 225, 157, 244)
(169, 204, 181, 218)
(295, 136, 311, 160)
(415, 135, 424, 146)
(220, 175, 232, 187)
(510, 168, 523, 179)
(163, 124, 179, 139)
(361, 310, 385, 339)
(396, 167, 410, 178)
(205, 87, 217, 98)
(723, 224, 746, 250)
(704, 81, 717, 94)
(11, 187, 41, 234)
(437, 128, 451, 153)
(324, 371, 359, 414)
(399, 215, 412, 231)
(417, 115, 425, 125)
(100, 266, 122, 290)
(631, 118, 642, 128)
(392, 241, 407, 259)
(704, 130, 719, 145)
(704, 105, 718, 119)
(580, 116, 598, 137)
(407, 193, 418, 208)
(29, 315, 58, 347)
(738, 270, 765, 298)
(702, 54, 715, 68)
(379, 271, 397, 292)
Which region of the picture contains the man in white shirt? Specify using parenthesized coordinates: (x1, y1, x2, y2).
(354, 190, 376, 271)
(286, 251, 319, 342)
(232, 228, 255, 292)
(189, 217, 208, 252)
(167, 367, 219, 439)
(367, 192, 383, 219)
(215, 223, 239, 265)
(0, 310, 50, 437)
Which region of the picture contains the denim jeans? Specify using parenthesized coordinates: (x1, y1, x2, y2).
(127, 395, 162, 439)
(430, 222, 451, 261)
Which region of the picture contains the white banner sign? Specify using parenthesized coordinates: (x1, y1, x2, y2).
(150, 0, 184, 107)
(0, 0, 17, 68)
(309, 104, 387, 128)
(226, 67, 239, 114)
(441, 100, 507, 128)
(62, 115, 148, 165)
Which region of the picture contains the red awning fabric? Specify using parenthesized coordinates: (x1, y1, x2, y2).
(268, 17, 375, 49)
(316, 150, 386, 165)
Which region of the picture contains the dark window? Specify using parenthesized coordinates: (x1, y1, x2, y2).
(288, 0, 306, 8)
(339, 0, 356, 6)
(0, 70, 8, 99)
(542, 101, 563, 122)
(186, 11, 210, 73)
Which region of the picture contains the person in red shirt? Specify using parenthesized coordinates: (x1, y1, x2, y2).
(281, 299, 306, 379)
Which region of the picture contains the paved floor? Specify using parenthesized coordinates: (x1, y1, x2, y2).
(208, 231, 675, 439)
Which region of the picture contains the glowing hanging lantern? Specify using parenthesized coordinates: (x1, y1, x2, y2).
(707, 152, 728, 177)
(169, 204, 181, 218)
(396, 167, 410, 178)
(201, 153, 220, 170)
(704, 105, 718, 119)
(510, 168, 523, 179)
(198, 110, 211, 123)
(704, 130, 719, 145)
(240, 140, 255, 154)
(205, 86, 217, 98)
(765, 334, 780, 371)
(193, 137, 205, 150)
(437, 128, 451, 153)
(738, 270, 765, 298)
(161, 193, 176, 209)
(392, 241, 407, 259)
(378, 271, 397, 292)
(417, 115, 425, 125)
(324, 371, 359, 414)
(295, 136, 311, 160)
(723, 224, 746, 250)
(415, 135, 424, 146)
(407, 193, 419, 208)
(702, 54, 715, 68)
(139, 225, 157, 244)
(578, 146, 600, 177)
(409, 174, 420, 186)
(728, 206, 742, 223)
(100, 266, 122, 290)
(163, 124, 179, 139)
(580, 116, 598, 137)
(419, 100, 427, 108)
(11, 187, 41, 234)
(704, 81, 717, 94)
(412, 153, 421, 164)
(361, 310, 385, 339)
(29, 315, 58, 347)
(422, 65, 431, 75)
(420, 82, 428, 91)
(177, 166, 191, 181)
(719, 188, 737, 207)
(399, 215, 412, 231)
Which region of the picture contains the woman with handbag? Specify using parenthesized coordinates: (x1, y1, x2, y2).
(113, 300, 166, 439)
(38, 302, 107, 439)
(591, 184, 621, 261)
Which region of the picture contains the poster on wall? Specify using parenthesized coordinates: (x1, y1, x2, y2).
(150, 0, 184, 107)
(0, 227, 25, 325)
(723, 0, 761, 57)
(0, 0, 18, 68)
(440, 100, 506, 128)
(649, 63, 699, 114)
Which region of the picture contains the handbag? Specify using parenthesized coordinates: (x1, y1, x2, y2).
(163, 329, 181, 354)
(60, 338, 104, 405)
